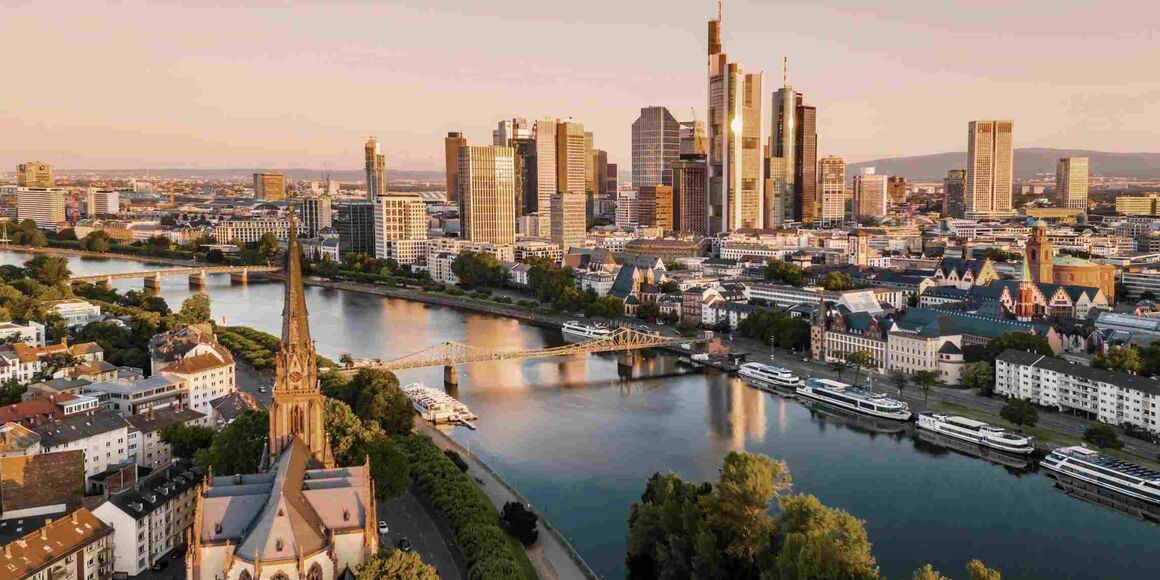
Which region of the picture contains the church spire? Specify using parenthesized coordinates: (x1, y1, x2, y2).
(281, 206, 311, 349)
(1020, 251, 1033, 282)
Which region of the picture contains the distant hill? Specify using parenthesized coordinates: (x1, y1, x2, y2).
(848, 148, 1160, 181)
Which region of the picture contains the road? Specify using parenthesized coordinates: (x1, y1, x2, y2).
(378, 491, 467, 579)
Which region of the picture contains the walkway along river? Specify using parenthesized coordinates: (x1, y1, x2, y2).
(12, 250, 1160, 579)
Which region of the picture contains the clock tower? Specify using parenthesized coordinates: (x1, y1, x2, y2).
(269, 208, 334, 468)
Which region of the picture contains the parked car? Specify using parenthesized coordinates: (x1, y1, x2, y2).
(151, 560, 168, 572)
(378, 521, 388, 534)
(398, 537, 413, 553)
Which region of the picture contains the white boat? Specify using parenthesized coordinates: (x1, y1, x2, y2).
(916, 413, 1034, 455)
(402, 383, 477, 426)
(1040, 446, 1160, 507)
(561, 320, 612, 342)
(795, 378, 911, 421)
(738, 363, 801, 391)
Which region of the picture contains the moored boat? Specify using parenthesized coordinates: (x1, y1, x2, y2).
(795, 378, 911, 421)
(916, 413, 1034, 454)
(561, 320, 612, 342)
(402, 382, 477, 426)
(1040, 446, 1160, 509)
(738, 362, 800, 392)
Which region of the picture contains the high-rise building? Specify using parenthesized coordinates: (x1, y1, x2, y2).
(17, 187, 66, 228)
(853, 168, 888, 222)
(767, 79, 796, 227)
(334, 200, 375, 255)
(615, 190, 639, 229)
(1056, 157, 1089, 211)
(679, 120, 708, 158)
(17, 161, 54, 187)
(818, 156, 846, 225)
(887, 176, 907, 205)
(364, 136, 386, 199)
(493, 118, 531, 146)
(593, 149, 609, 198)
(533, 119, 558, 229)
(253, 172, 286, 201)
(550, 191, 585, 251)
(444, 132, 468, 202)
(300, 195, 333, 238)
(374, 192, 428, 264)
(85, 189, 120, 217)
(638, 185, 674, 230)
(632, 106, 680, 190)
(555, 120, 587, 195)
(794, 96, 818, 225)
(672, 157, 709, 235)
(965, 119, 1015, 218)
(459, 146, 517, 246)
(606, 163, 619, 198)
(943, 169, 967, 218)
(584, 131, 595, 193)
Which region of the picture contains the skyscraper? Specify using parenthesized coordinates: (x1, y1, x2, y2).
(364, 136, 386, 199)
(853, 168, 888, 222)
(616, 190, 639, 229)
(767, 70, 796, 227)
(556, 120, 586, 195)
(1056, 157, 1089, 210)
(605, 163, 619, 198)
(943, 169, 967, 218)
(253, 173, 286, 201)
(459, 146, 517, 246)
(584, 131, 595, 193)
(17, 161, 54, 187)
(493, 118, 531, 147)
(533, 119, 558, 229)
(739, 72, 764, 229)
(965, 120, 1015, 218)
(679, 121, 708, 158)
(334, 201, 375, 255)
(671, 157, 709, 235)
(444, 132, 468, 203)
(16, 187, 66, 228)
(818, 155, 846, 226)
(593, 149, 609, 198)
(631, 106, 680, 190)
(551, 191, 585, 251)
(637, 185, 674, 230)
(300, 195, 333, 237)
(794, 97, 818, 224)
(373, 192, 428, 264)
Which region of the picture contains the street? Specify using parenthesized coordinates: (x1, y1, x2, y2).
(378, 491, 468, 579)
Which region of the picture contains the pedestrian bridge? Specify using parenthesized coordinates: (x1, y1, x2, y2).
(70, 266, 279, 288)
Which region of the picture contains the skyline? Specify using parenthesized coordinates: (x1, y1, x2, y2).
(3, 0, 1157, 171)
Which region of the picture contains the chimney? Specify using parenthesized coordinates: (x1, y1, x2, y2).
(71, 511, 78, 524)
(962, 238, 972, 260)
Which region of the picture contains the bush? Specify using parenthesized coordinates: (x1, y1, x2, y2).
(1083, 423, 1125, 450)
(500, 501, 539, 546)
(444, 449, 470, 472)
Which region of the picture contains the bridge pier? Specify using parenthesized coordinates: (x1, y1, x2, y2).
(143, 274, 162, 291)
(96, 276, 113, 288)
(229, 269, 249, 284)
(617, 351, 636, 379)
(443, 365, 459, 388)
(189, 270, 207, 287)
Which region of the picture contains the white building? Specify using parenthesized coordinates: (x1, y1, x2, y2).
(33, 409, 131, 482)
(46, 299, 102, 328)
(212, 218, 300, 244)
(149, 326, 237, 416)
(615, 190, 639, 228)
(515, 238, 563, 263)
(373, 192, 429, 265)
(426, 252, 459, 285)
(886, 322, 965, 384)
(125, 407, 208, 468)
(427, 238, 516, 262)
(0, 320, 46, 346)
(85, 189, 121, 216)
(83, 375, 188, 417)
(16, 187, 67, 229)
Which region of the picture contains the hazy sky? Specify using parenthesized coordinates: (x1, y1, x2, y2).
(2, 0, 1156, 172)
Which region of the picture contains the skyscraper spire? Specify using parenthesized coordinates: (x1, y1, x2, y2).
(718, 0, 722, 22)
(783, 56, 788, 86)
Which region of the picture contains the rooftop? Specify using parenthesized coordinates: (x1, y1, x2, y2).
(0, 508, 112, 579)
(33, 409, 129, 448)
(106, 459, 201, 521)
(996, 349, 1160, 397)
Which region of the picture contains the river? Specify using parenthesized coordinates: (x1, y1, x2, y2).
(12, 250, 1160, 579)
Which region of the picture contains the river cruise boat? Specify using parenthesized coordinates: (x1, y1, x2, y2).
(402, 383, 477, 427)
(1040, 446, 1160, 509)
(561, 320, 612, 342)
(738, 363, 801, 391)
(916, 430, 1033, 471)
(916, 414, 1034, 454)
(795, 378, 911, 421)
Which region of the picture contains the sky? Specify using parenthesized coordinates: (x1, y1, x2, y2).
(2, 0, 1157, 172)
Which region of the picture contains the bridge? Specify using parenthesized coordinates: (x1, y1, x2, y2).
(70, 266, 279, 289)
(345, 327, 698, 385)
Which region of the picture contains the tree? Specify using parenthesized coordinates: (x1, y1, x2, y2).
(324, 398, 381, 465)
(961, 362, 995, 396)
(637, 303, 660, 321)
(1000, 399, 1039, 432)
(350, 369, 413, 436)
(910, 370, 942, 400)
(24, 256, 71, 285)
(764, 259, 805, 286)
(770, 494, 880, 580)
(355, 435, 411, 498)
(1083, 423, 1124, 450)
(501, 501, 539, 546)
(987, 333, 1052, 358)
(913, 564, 950, 580)
(451, 251, 506, 289)
(830, 360, 850, 382)
(160, 423, 215, 459)
(205, 248, 226, 263)
(36, 352, 81, 380)
(1092, 346, 1143, 374)
(357, 549, 439, 580)
(966, 560, 1002, 580)
(80, 231, 112, 253)
(658, 280, 680, 294)
(893, 373, 908, 396)
(819, 271, 855, 291)
(339, 353, 354, 369)
(258, 232, 280, 260)
(176, 292, 212, 325)
(195, 409, 269, 474)
(701, 452, 791, 563)
(444, 449, 469, 472)
(845, 351, 873, 387)
(0, 379, 26, 406)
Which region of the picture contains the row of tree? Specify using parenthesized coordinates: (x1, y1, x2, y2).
(737, 310, 811, 351)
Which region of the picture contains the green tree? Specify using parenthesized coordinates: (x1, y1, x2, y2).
(195, 409, 269, 474)
(910, 370, 942, 400)
(764, 259, 805, 286)
(258, 232, 280, 260)
(160, 422, 215, 459)
(893, 373, 908, 396)
(501, 501, 539, 546)
(356, 549, 439, 580)
(830, 360, 850, 382)
(769, 494, 880, 580)
(637, 303, 661, 321)
(701, 452, 791, 563)
(987, 333, 1053, 358)
(999, 399, 1039, 432)
(1083, 423, 1124, 450)
(845, 351, 872, 388)
(354, 435, 410, 498)
(966, 560, 1002, 580)
(961, 362, 995, 396)
(913, 564, 950, 580)
(350, 369, 413, 436)
(80, 231, 112, 253)
(0, 379, 26, 406)
(324, 397, 382, 465)
(819, 271, 855, 291)
(24, 256, 71, 285)
(658, 280, 680, 294)
(451, 251, 506, 289)
(1092, 346, 1142, 374)
(176, 292, 212, 325)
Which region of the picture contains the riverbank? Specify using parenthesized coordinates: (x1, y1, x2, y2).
(414, 419, 599, 580)
(3, 243, 203, 267)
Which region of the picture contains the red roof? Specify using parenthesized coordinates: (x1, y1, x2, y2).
(0, 394, 79, 427)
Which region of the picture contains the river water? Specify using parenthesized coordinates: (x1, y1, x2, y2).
(13, 251, 1160, 579)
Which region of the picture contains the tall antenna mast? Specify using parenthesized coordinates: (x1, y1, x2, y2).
(718, 0, 723, 21)
(783, 56, 788, 86)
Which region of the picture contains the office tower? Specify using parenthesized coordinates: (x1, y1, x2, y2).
(887, 176, 907, 204)
(444, 132, 468, 203)
(84, 189, 120, 217)
(253, 173, 286, 201)
(533, 119, 558, 228)
(493, 118, 531, 146)
(766, 68, 796, 227)
(794, 97, 818, 224)
(679, 121, 708, 157)
(16, 188, 66, 228)
(606, 163, 619, 198)
(584, 131, 595, 193)
(632, 106, 680, 190)
(373, 192, 428, 264)
(17, 161, 54, 187)
(672, 157, 709, 235)
(615, 190, 639, 228)
(300, 195, 333, 237)
(818, 156, 846, 226)
(550, 191, 585, 250)
(556, 120, 587, 195)
(1056, 157, 1089, 210)
(593, 150, 609, 198)
(853, 168, 888, 222)
(965, 119, 1015, 218)
(458, 146, 517, 246)
(364, 136, 386, 199)
(334, 201, 375, 255)
(638, 185, 674, 230)
(943, 169, 967, 218)
(739, 73, 764, 228)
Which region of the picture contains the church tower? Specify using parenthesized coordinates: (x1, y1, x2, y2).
(1014, 254, 1038, 322)
(269, 207, 334, 468)
(810, 299, 828, 361)
(1026, 219, 1053, 283)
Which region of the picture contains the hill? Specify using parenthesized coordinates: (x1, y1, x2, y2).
(848, 148, 1160, 181)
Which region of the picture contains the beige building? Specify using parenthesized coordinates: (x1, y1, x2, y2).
(551, 191, 586, 251)
(818, 155, 846, 225)
(252, 172, 286, 201)
(0, 508, 114, 580)
(556, 120, 587, 196)
(17, 161, 54, 187)
(853, 169, 888, 222)
(1116, 193, 1160, 216)
(444, 131, 467, 202)
(1056, 157, 1089, 210)
(965, 119, 1014, 218)
(458, 146, 516, 246)
(887, 324, 964, 384)
(533, 119, 558, 230)
(373, 192, 428, 264)
(16, 187, 67, 228)
(364, 136, 386, 199)
(149, 325, 237, 416)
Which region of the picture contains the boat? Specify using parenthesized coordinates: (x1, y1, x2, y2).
(916, 413, 1034, 455)
(915, 430, 1034, 471)
(1040, 446, 1160, 511)
(795, 378, 911, 421)
(402, 383, 478, 427)
(738, 362, 801, 393)
(561, 320, 612, 342)
(802, 399, 907, 435)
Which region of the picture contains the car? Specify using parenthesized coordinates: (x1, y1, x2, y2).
(151, 560, 168, 572)
(398, 537, 413, 553)
(378, 521, 388, 534)
(258, 387, 267, 393)
(802, 357, 809, 362)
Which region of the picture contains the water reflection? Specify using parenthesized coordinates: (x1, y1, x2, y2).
(706, 377, 765, 450)
(913, 430, 1034, 474)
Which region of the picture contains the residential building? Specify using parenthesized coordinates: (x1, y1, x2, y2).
(0, 508, 114, 580)
(46, 299, 101, 328)
(299, 195, 333, 237)
(818, 155, 845, 225)
(1056, 157, 1089, 211)
(459, 146, 517, 246)
(853, 168, 888, 221)
(149, 325, 236, 415)
(252, 173, 285, 202)
(212, 218, 295, 244)
(514, 239, 562, 263)
(631, 106, 680, 189)
(16, 161, 54, 187)
(125, 408, 207, 468)
(444, 132, 468, 202)
(364, 136, 386, 200)
(334, 200, 375, 255)
(0, 393, 98, 428)
(965, 120, 1015, 218)
(207, 391, 261, 428)
(373, 193, 429, 264)
(426, 238, 515, 262)
(93, 460, 201, 576)
(671, 157, 709, 235)
(0, 320, 46, 346)
(551, 192, 586, 251)
(85, 189, 120, 217)
(33, 409, 130, 482)
(83, 375, 188, 417)
(16, 188, 66, 229)
(425, 252, 459, 285)
(615, 190, 639, 228)
(943, 169, 967, 218)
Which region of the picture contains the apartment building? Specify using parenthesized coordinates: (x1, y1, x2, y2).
(33, 409, 131, 482)
(0, 508, 114, 580)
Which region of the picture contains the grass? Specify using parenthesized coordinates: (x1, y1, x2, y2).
(505, 534, 539, 580)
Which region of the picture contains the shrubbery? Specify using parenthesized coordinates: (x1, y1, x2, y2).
(216, 325, 337, 371)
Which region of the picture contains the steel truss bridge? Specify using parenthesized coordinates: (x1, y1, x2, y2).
(70, 266, 278, 285)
